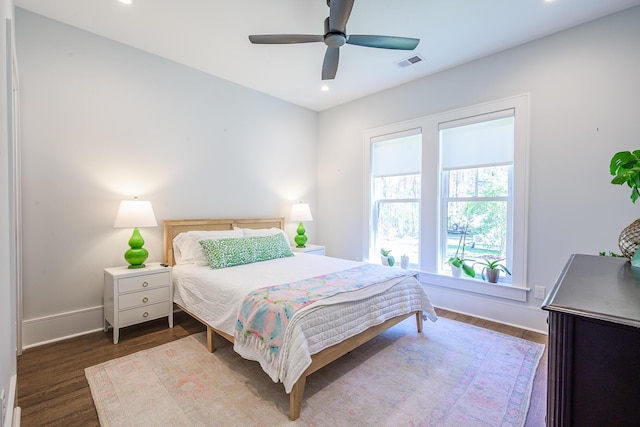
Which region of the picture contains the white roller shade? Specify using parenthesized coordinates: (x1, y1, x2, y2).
(371, 131, 421, 177)
(440, 112, 514, 171)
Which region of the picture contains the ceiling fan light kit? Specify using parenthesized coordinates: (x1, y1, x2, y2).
(248, 0, 420, 80)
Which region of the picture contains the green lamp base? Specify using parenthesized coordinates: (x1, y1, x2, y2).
(124, 227, 149, 269)
(294, 221, 308, 248)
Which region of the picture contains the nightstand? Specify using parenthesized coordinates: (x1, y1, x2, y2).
(292, 244, 326, 256)
(103, 263, 173, 344)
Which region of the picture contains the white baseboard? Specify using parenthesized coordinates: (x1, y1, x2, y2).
(11, 407, 20, 427)
(423, 284, 548, 334)
(21, 306, 184, 349)
(22, 306, 104, 349)
(3, 375, 17, 427)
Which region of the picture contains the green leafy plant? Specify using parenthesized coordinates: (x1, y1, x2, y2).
(380, 248, 395, 266)
(598, 251, 624, 257)
(610, 150, 640, 203)
(474, 258, 511, 281)
(447, 227, 475, 277)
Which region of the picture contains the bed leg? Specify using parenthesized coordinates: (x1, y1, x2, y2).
(289, 375, 306, 421)
(207, 326, 216, 353)
(415, 311, 423, 333)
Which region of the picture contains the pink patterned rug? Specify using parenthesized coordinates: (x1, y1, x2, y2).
(85, 317, 544, 426)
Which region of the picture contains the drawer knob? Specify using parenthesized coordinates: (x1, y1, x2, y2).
(143, 312, 149, 318)
(142, 297, 149, 303)
(142, 281, 149, 288)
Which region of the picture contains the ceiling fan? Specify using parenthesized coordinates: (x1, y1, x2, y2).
(248, 0, 420, 80)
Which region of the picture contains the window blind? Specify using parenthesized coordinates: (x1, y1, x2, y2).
(371, 130, 421, 177)
(440, 111, 514, 171)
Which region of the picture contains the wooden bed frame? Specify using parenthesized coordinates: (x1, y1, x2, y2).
(163, 217, 423, 421)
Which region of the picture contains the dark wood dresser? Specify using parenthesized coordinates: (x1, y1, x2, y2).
(541, 254, 640, 426)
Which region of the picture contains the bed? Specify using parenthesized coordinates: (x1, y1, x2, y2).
(163, 217, 437, 420)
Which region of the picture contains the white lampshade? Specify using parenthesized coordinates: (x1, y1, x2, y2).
(290, 203, 313, 222)
(114, 199, 157, 228)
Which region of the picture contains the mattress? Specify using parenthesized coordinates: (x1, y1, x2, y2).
(173, 253, 437, 392)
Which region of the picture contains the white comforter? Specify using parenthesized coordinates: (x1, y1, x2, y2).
(173, 253, 437, 392)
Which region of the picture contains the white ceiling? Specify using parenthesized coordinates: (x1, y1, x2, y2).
(15, 0, 640, 111)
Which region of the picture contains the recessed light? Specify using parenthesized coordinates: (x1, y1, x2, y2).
(321, 85, 329, 92)
(119, 0, 133, 5)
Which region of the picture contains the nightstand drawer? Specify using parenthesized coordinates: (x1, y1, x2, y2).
(119, 301, 172, 327)
(118, 287, 170, 310)
(118, 271, 170, 293)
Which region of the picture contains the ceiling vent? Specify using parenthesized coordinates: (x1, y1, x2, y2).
(395, 54, 424, 69)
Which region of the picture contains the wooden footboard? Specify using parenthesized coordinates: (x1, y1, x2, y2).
(176, 304, 423, 421)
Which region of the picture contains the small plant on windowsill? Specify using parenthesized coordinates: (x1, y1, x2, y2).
(447, 227, 475, 278)
(474, 257, 511, 283)
(380, 248, 395, 266)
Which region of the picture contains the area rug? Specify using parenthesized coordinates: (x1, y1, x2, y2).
(85, 317, 544, 426)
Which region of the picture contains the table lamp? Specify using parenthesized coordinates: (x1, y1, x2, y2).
(114, 197, 157, 268)
(290, 202, 313, 248)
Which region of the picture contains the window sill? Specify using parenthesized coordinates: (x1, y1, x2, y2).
(416, 271, 530, 302)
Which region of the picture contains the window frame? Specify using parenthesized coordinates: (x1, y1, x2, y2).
(366, 129, 422, 265)
(371, 196, 421, 267)
(439, 113, 515, 283)
(440, 167, 513, 279)
(363, 94, 530, 300)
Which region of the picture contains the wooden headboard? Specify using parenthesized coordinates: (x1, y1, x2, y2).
(163, 217, 285, 266)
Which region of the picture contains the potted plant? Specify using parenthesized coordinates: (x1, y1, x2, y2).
(610, 150, 640, 203)
(474, 258, 511, 283)
(446, 227, 475, 278)
(610, 150, 640, 261)
(380, 248, 395, 266)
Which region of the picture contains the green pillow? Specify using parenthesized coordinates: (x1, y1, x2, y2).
(199, 234, 294, 269)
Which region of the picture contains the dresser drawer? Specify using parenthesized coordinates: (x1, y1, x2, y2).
(118, 287, 170, 310)
(118, 271, 170, 293)
(119, 301, 171, 327)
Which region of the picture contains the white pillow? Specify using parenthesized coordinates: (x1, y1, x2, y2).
(173, 229, 244, 265)
(235, 227, 292, 247)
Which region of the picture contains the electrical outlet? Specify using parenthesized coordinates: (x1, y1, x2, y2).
(534, 286, 546, 299)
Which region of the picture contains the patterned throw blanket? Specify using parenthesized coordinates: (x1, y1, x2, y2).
(234, 264, 416, 379)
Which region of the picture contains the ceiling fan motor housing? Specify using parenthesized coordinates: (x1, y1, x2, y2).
(325, 32, 347, 47)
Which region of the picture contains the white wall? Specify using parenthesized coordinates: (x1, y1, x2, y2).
(16, 9, 318, 347)
(1, 0, 17, 424)
(317, 6, 640, 332)
(15, 6, 640, 344)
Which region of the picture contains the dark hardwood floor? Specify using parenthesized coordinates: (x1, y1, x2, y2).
(17, 308, 547, 426)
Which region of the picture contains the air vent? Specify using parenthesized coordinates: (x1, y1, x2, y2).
(395, 54, 424, 69)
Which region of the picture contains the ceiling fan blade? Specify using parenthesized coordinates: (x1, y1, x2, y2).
(347, 35, 420, 50)
(322, 47, 340, 80)
(329, 0, 354, 33)
(248, 34, 324, 44)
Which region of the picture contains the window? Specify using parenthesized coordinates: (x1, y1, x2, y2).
(369, 130, 421, 266)
(364, 95, 528, 292)
(440, 113, 514, 282)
